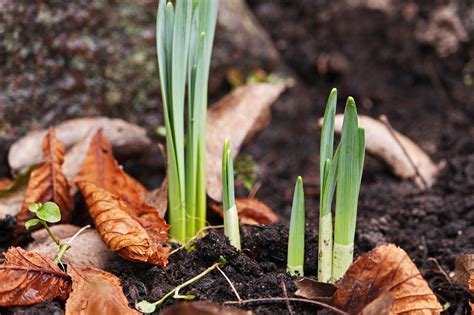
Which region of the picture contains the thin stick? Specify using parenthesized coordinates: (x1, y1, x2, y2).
(67, 225, 91, 245)
(224, 297, 347, 314)
(216, 265, 242, 302)
(248, 181, 262, 199)
(379, 115, 428, 189)
(427, 257, 452, 285)
(280, 281, 294, 315)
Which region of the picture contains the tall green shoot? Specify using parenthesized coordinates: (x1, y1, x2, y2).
(222, 139, 241, 249)
(332, 97, 365, 281)
(318, 88, 338, 283)
(156, 0, 218, 243)
(287, 176, 305, 276)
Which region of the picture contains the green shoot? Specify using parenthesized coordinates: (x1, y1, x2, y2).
(287, 176, 305, 276)
(332, 97, 365, 281)
(222, 139, 241, 250)
(156, 0, 218, 243)
(318, 88, 338, 282)
(136, 257, 226, 313)
(25, 202, 90, 265)
(235, 154, 258, 191)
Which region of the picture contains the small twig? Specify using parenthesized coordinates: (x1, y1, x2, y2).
(248, 181, 262, 199)
(67, 225, 91, 245)
(224, 297, 348, 314)
(379, 115, 428, 189)
(428, 257, 452, 285)
(281, 280, 294, 315)
(53, 225, 91, 264)
(216, 265, 242, 302)
(170, 225, 224, 255)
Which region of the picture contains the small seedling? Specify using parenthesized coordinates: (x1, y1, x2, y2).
(235, 154, 258, 191)
(222, 139, 241, 250)
(136, 256, 227, 313)
(287, 176, 305, 276)
(25, 201, 90, 265)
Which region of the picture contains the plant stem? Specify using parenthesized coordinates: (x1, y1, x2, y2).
(41, 221, 60, 245)
(53, 225, 90, 264)
(222, 139, 241, 250)
(332, 243, 354, 281)
(318, 213, 333, 282)
(287, 176, 305, 276)
(136, 262, 221, 313)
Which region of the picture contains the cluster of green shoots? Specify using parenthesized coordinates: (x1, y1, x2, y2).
(287, 89, 365, 282)
(25, 202, 89, 265)
(156, 0, 218, 243)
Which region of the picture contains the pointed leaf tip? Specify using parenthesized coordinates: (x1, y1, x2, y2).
(346, 96, 356, 106)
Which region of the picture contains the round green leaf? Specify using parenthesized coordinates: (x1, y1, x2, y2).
(135, 301, 157, 314)
(25, 218, 40, 230)
(36, 202, 61, 223)
(28, 202, 42, 213)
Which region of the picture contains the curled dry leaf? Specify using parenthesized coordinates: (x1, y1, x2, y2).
(26, 224, 117, 269)
(8, 117, 151, 174)
(333, 243, 442, 314)
(454, 254, 474, 292)
(161, 301, 250, 315)
(76, 130, 169, 243)
(207, 83, 286, 201)
(295, 278, 336, 302)
(77, 181, 169, 266)
(15, 129, 73, 235)
(361, 292, 395, 315)
(319, 115, 440, 189)
(210, 198, 279, 225)
(65, 264, 140, 315)
(0, 247, 71, 307)
(143, 177, 168, 219)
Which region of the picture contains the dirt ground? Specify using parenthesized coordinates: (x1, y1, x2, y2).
(1, 0, 474, 314)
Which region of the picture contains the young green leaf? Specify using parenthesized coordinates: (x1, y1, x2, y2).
(28, 202, 42, 213)
(287, 176, 305, 276)
(222, 139, 241, 250)
(25, 218, 40, 230)
(36, 201, 61, 223)
(332, 97, 365, 281)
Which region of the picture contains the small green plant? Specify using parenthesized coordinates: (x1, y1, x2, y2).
(287, 176, 305, 276)
(235, 154, 258, 191)
(222, 139, 241, 250)
(317, 89, 365, 283)
(25, 202, 89, 265)
(136, 256, 227, 313)
(156, 0, 218, 243)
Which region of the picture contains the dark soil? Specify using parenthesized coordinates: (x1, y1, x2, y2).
(1, 0, 474, 314)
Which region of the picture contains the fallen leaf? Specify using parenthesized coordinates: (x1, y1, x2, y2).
(75, 130, 169, 242)
(143, 177, 168, 218)
(206, 83, 286, 201)
(333, 244, 443, 314)
(319, 115, 440, 189)
(454, 254, 474, 292)
(8, 117, 151, 174)
(161, 301, 250, 315)
(26, 224, 117, 269)
(210, 198, 279, 225)
(0, 178, 12, 190)
(65, 264, 140, 315)
(77, 181, 169, 266)
(294, 278, 336, 302)
(0, 247, 71, 306)
(361, 292, 395, 315)
(15, 129, 73, 235)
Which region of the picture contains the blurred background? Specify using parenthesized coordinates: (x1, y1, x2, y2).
(1, 0, 473, 214)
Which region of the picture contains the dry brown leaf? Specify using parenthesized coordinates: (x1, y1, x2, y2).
(0, 178, 13, 190)
(75, 130, 169, 242)
(361, 292, 395, 315)
(294, 278, 336, 301)
(65, 264, 140, 315)
(210, 198, 279, 225)
(144, 177, 168, 218)
(333, 243, 442, 314)
(15, 129, 73, 235)
(77, 181, 169, 266)
(161, 301, 250, 315)
(319, 115, 440, 189)
(454, 254, 474, 292)
(26, 225, 117, 269)
(8, 117, 151, 175)
(206, 83, 286, 201)
(0, 247, 71, 306)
